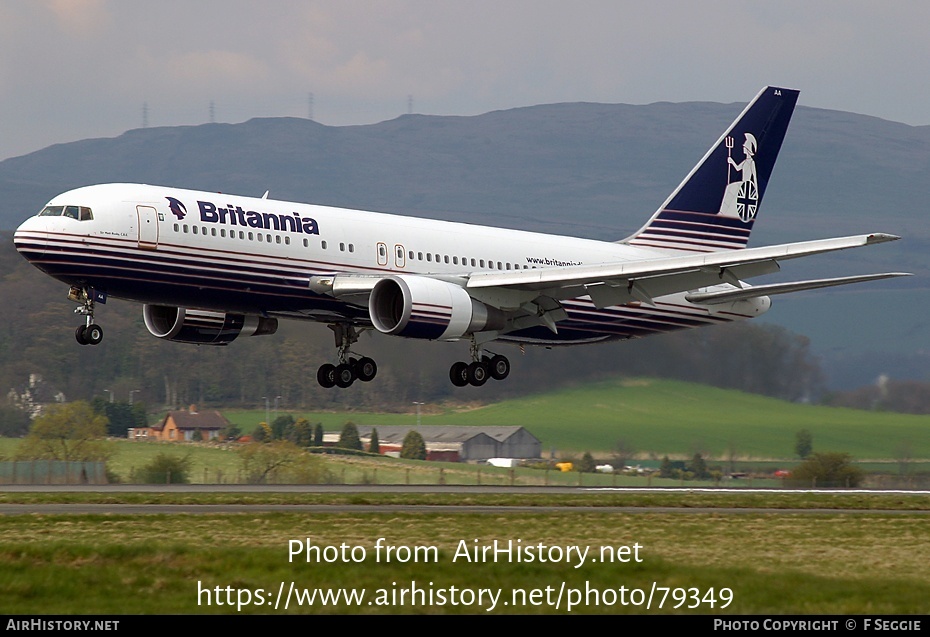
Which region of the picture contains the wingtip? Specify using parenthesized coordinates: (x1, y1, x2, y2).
(866, 233, 901, 244)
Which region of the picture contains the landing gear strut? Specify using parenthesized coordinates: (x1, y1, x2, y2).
(449, 339, 510, 387)
(70, 286, 104, 346)
(317, 324, 378, 389)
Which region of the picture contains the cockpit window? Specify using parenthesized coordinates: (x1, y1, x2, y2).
(37, 205, 93, 220)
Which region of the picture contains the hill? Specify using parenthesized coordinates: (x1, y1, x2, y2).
(225, 378, 930, 460)
(0, 100, 926, 387)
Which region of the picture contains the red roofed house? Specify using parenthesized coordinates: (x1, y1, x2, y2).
(135, 405, 229, 442)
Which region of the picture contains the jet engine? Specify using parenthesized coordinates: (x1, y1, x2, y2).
(143, 305, 278, 345)
(368, 275, 504, 340)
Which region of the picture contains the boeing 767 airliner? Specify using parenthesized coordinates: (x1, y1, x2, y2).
(13, 87, 908, 388)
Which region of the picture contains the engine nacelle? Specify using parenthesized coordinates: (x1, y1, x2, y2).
(143, 305, 278, 345)
(369, 275, 505, 340)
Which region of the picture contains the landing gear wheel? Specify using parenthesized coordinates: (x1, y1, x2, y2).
(355, 357, 377, 382)
(75, 325, 89, 345)
(334, 363, 355, 388)
(84, 324, 103, 345)
(317, 363, 336, 388)
(489, 354, 510, 380)
(450, 361, 469, 387)
(467, 361, 489, 386)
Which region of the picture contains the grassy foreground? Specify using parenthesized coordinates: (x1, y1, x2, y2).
(1, 493, 929, 614)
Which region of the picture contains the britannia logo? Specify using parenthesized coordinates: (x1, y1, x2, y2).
(719, 132, 758, 222)
(166, 196, 187, 220)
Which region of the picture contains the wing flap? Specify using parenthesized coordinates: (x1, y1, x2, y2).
(685, 272, 912, 305)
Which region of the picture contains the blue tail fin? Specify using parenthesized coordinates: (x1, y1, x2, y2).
(624, 86, 799, 253)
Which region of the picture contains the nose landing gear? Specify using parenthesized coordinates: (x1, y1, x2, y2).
(70, 286, 104, 346)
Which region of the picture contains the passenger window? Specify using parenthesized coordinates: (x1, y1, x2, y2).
(349, 244, 355, 253)
(322, 241, 327, 249)
(173, 223, 179, 232)
(303, 239, 309, 247)
(444, 255, 449, 264)
(258, 234, 263, 242)
(212, 228, 217, 236)
(453, 256, 458, 265)
(427, 253, 432, 262)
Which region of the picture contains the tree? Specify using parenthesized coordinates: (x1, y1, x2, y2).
(15, 401, 110, 462)
(787, 452, 864, 488)
(658, 455, 674, 478)
(285, 418, 313, 447)
(688, 453, 709, 479)
(271, 414, 295, 440)
(795, 429, 813, 459)
(400, 430, 426, 460)
(577, 451, 597, 473)
(137, 452, 192, 484)
(237, 440, 324, 484)
(91, 398, 146, 437)
(252, 422, 272, 443)
(312, 422, 324, 447)
(338, 422, 362, 450)
(0, 404, 31, 437)
(368, 427, 380, 454)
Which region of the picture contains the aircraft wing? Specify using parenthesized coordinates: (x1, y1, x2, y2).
(465, 233, 906, 308)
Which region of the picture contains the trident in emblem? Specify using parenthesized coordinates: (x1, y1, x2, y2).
(725, 135, 734, 183)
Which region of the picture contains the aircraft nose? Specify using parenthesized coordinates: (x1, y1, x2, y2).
(13, 216, 47, 260)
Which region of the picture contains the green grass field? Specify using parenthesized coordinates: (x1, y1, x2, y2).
(4, 377, 928, 486)
(225, 378, 930, 459)
(2, 502, 929, 614)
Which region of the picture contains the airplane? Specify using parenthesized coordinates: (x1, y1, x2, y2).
(13, 86, 909, 389)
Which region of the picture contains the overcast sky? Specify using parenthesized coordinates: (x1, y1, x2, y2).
(1, 0, 927, 161)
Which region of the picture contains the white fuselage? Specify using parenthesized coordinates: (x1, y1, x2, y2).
(13, 183, 766, 345)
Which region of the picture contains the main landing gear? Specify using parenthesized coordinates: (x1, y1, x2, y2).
(70, 286, 104, 346)
(449, 341, 510, 387)
(317, 324, 378, 389)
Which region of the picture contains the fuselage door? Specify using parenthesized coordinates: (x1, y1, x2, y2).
(377, 242, 388, 267)
(137, 205, 159, 249)
(394, 244, 406, 269)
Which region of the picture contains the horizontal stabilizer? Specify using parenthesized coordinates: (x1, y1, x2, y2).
(685, 272, 912, 305)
